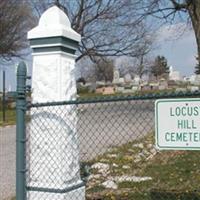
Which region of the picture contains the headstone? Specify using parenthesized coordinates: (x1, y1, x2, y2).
(115, 86, 125, 93)
(189, 75, 196, 84)
(124, 73, 132, 83)
(189, 74, 200, 85)
(131, 86, 138, 92)
(90, 82, 96, 92)
(96, 87, 104, 94)
(175, 88, 187, 92)
(194, 75, 200, 85)
(27, 6, 85, 200)
(103, 86, 115, 95)
(183, 76, 190, 82)
(187, 86, 199, 92)
(122, 89, 133, 94)
(118, 77, 125, 84)
(133, 75, 140, 85)
(113, 69, 120, 84)
(96, 81, 105, 86)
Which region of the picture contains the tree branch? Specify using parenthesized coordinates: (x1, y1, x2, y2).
(170, 0, 187, 10)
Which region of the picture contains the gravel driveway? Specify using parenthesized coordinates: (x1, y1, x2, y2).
(0, 126, 16, 200)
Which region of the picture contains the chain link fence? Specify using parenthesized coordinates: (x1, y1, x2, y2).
(24, 92, 200, 200)
(1, 92, 200, 200)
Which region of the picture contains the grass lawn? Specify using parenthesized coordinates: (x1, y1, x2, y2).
(83, 133, 200, 200)
(78, 89, 175, 99)
(9, 133, 200, 200)
(78, 92, 128, 99)
(0, 109, 16, 126)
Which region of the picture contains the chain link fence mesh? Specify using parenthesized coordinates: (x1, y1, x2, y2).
(26, 93, 200, 200)
(1, 93, 200, 200)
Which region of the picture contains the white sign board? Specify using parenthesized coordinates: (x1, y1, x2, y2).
(155, 98, 200, 150)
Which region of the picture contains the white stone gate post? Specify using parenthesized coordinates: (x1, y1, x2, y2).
(27, 6, 85, 200)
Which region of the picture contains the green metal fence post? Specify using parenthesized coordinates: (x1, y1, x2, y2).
(16, 61, 27, 200)
(2, 70, 6, 122)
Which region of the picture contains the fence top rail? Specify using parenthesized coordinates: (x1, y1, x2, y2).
(28, 90, 200, 108)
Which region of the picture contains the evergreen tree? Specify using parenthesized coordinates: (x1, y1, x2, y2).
(151, 56, 169, 79)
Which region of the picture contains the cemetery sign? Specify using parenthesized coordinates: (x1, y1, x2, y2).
(155, 98, 200, 150)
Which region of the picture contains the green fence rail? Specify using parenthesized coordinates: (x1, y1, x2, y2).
(29, 90, 200, 108)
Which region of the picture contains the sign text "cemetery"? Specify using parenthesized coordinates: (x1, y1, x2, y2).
(155, 98, 200, 150)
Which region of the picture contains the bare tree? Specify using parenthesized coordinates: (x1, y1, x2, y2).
(116, 36, 153, 78)
(117, 55, 152, 79)
(134, 54, 153, 79)
(133, 36, 154, 78)
(129, 0, 200, 66)
(29, 0, 152, 62)
(116, 57, 135, 77)
(93, 58, 114, 82)
(0, 0, 34, 61)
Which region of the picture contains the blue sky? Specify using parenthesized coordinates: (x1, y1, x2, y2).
(0, 23, 197, 92)
(154, 23, 197, 76)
